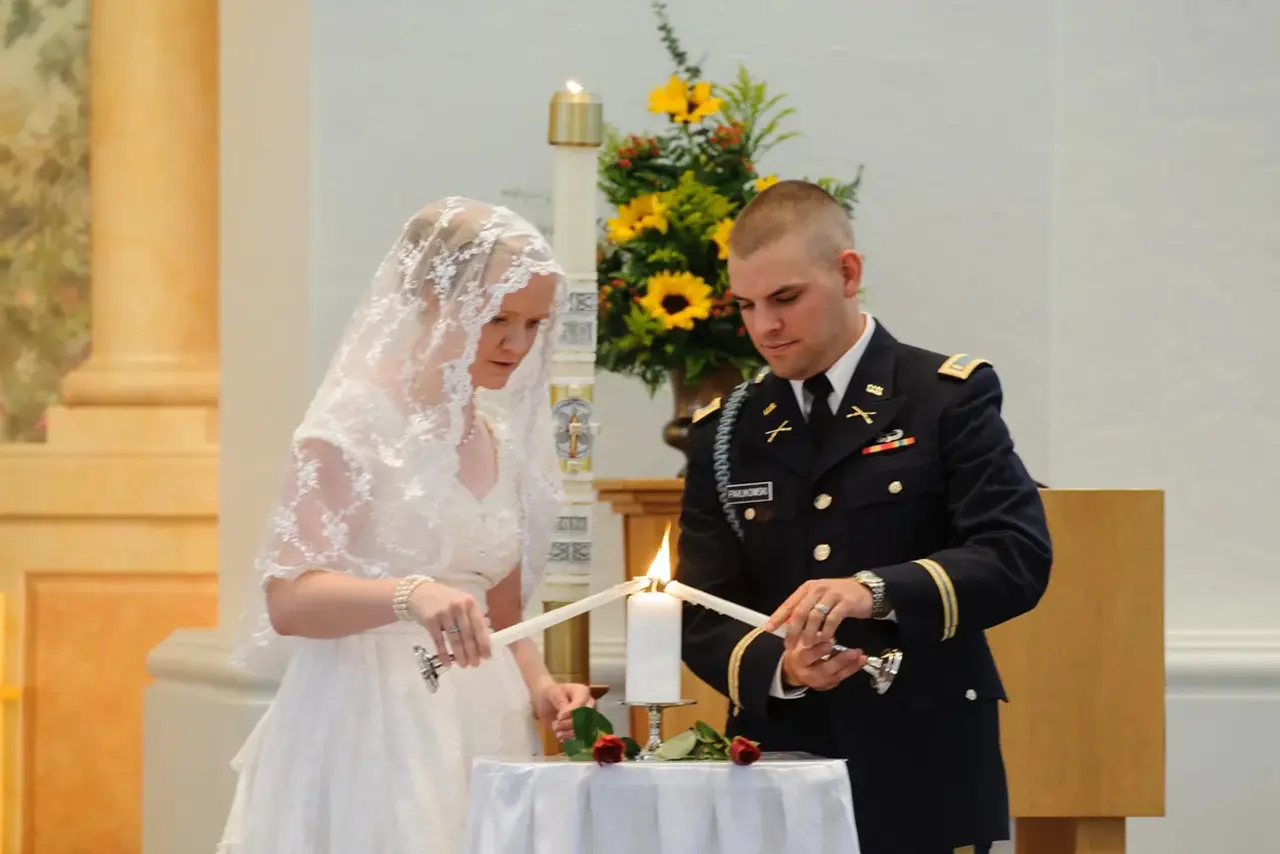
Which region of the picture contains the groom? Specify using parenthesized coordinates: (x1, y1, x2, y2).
(676, 181, 1052, 854)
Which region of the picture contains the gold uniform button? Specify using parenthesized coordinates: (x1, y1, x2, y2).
(744, 507, 756, 520)
(888, 480, 903, 494)
(813, 544, 831, 561)
(814, 493, 832, 510)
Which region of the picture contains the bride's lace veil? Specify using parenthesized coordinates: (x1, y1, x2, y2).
(232, 197, 566, 678)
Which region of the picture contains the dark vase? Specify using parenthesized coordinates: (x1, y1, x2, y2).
(661, 364, 747, 475)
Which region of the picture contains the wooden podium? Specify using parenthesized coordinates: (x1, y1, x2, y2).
(596, 479, 1164, 854)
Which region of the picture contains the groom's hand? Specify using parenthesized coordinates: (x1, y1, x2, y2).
(765, 577, 873, 647)
(779, 632, 868, 692)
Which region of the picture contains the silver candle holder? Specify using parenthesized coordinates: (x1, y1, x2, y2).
(414, 645, 451, 693)
(622, 699, 696, 760)
(826, 644, 904, 695)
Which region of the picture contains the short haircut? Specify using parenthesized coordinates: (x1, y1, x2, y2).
(728, 180, 854, 262)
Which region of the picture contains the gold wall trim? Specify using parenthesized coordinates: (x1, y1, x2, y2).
(0, 449, 216, 518)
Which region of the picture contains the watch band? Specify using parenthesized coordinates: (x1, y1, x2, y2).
(854, 570, 890, 619)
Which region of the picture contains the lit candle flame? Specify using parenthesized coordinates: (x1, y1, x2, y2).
(565, 79, 584, 94)
(646, 523, 674, 585)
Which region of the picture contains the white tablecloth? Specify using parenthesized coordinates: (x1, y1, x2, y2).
(464, 754, 860, 854)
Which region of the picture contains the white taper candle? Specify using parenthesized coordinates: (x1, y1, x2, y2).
(491, 577, 649, 648)
(663, 580, 785, 639)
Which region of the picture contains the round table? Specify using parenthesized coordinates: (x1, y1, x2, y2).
(464, 754, 860, 854)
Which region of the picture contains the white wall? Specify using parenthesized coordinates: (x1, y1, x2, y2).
(1053, 5, 1280, 846)
(245, 0, 1278, 850)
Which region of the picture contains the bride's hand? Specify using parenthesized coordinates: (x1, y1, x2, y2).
(407, 581, 491, 668)
(535, 681, 595, 742)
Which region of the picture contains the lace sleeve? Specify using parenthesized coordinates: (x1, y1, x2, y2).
(257, 433, 389, 584)
(232, 431, 390, 676)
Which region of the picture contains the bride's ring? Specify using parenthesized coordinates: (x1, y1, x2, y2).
(446, 625, 461, 634)
(812, 603, 831, 615)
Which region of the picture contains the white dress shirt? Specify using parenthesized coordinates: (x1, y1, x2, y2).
(768, 313, 888, 699)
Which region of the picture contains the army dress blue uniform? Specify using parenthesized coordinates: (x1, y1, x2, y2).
(676, 318, 1052, 854)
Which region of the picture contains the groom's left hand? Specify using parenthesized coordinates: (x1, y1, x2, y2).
(537, 682, 595, 742)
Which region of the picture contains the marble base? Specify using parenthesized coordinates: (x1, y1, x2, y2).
(142, 628, 276, 854)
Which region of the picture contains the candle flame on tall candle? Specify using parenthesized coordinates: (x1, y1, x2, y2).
(646, 523, 674, 584)
(565, 79, 584, 94)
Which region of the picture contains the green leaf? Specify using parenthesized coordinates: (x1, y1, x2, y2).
(571, 706, 612, 745)
(652, 728, 699, 761)
(694, 720, 727, 746)
(622, 736, 642, 760)
(560, 738, 588, 759)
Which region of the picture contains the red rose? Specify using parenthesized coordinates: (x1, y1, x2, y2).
(592, 734, 625, 765)
(729, 736, 761, 766)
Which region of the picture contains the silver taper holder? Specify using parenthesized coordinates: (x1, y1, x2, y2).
(825, 644, 903, 694)
(413, 645, 452, 693)
(623, 700, 696, 760)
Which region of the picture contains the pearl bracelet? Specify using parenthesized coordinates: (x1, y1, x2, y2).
(393, 575, 433, 622)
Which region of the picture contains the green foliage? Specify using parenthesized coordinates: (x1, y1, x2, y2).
(560, 707, 752, 764)
(596, 2, 862, 394)
(716, 65, 799, 161)
(0, 0, 91, 441)
(561, 706, 642, 761)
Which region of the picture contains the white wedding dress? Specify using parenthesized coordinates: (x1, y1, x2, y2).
(217, 418, 540, 854)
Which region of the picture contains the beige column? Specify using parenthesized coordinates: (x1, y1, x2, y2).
(52, 0, 219, 448)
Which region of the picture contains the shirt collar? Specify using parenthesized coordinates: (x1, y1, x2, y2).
(791, 312, 877, 413)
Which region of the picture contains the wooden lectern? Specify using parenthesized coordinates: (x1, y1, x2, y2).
(596, 479, 1164, 854)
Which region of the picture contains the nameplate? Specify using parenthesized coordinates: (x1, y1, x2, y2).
(724, 481, 773, 505)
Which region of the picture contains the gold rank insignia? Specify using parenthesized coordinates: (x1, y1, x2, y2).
(692, 397, 721, 423)
(938, 353, 991, 380)
(753, 365, 772, 384)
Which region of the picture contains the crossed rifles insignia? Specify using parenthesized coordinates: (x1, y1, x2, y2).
(765, 420, 792, 443)
(765, 405, 876, 441)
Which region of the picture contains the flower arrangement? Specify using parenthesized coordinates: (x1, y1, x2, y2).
(595, 1, 863, 394)
(561, 707, 761, 766)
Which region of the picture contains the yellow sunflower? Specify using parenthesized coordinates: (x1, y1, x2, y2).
(753, 174, 780, 193)
(647, 76, 722, 124)
(710, 218, 734, 260)
(606, 194, 668, 244)
(639, 271, 714, 330)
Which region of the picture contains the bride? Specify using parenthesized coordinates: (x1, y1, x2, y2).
(218, 198, 593, 853)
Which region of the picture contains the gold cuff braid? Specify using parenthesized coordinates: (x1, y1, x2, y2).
(727, 626, 768, 714)
(913, 558, 958, 640)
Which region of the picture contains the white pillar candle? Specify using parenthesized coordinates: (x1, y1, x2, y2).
(625, 586, 683, 704)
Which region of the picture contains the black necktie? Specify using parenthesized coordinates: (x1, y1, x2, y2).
(803, 373, 835, 446)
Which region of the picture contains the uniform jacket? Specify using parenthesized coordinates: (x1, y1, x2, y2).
(677, 321, 1053, 854)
